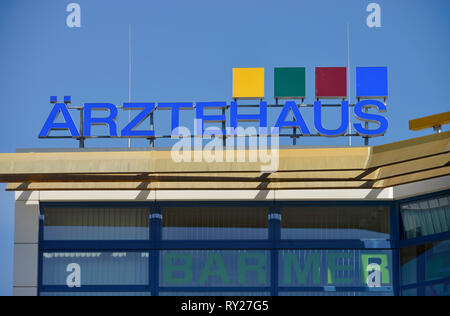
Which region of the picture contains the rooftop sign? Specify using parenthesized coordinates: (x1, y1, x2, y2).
(39, 66, 389, 147)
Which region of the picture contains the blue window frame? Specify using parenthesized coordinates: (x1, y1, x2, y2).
(36, 190, 450, 296)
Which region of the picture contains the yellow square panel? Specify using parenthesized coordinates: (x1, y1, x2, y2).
(233, 68, 265, 99)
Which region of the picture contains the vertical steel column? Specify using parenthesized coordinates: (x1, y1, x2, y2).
(37, 207, 45, 297)
(222, 107, 226, 147)
(364, 106, 369, 146)
(150, 111, 155, 148)
(150, 205, 162, 296)
(79, 107, 85, 149)
(269, 206, 281, 296)
(361, 98, 369, 146)
(292, 103, 297, 146)
(390, 203, 401, 296)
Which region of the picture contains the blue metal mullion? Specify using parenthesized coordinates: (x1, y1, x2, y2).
(158, 240, 273, 250)
(40, 240, 151, 251)
(158, 287, 271, 293)
(151, 205, 162, 296)
(37, 204, 45, 296)
(399, 231, 450, 248)
(269, 206, 281, 296)
(400, 276, 450, 291)
(277, 239, 391, 249)
(40, 285, 151, 293)
(277, 286, 394, 293)
(395, 189, 450, 205)
(417, 245, 426, 296)
(390, 203, 401, 296)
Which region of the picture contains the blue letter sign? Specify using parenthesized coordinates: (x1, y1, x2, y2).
(39, 102, 80, 137)
(353, 100, 389, 137)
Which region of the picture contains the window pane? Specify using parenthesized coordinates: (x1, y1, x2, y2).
(159, 250, 270, 287)
(423, 282, 450, 296)
(401, 194, 450, 239)
(281, 205, 390, 239)
(280, 291, 393, 296)
(159, 292, 270, 296)
(401, 282, 450, 297)
(40, 292, 151, 296)
(279, 250, 393, 288)
(42, 251, 149, 286)
(162, 206, 268, 240)
(401, 239, 450, 286)
(43, 206, 150, 240)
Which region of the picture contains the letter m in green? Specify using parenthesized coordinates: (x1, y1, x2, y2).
(284, 253, 320, 285)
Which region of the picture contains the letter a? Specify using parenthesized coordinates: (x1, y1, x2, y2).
(66, 3, 81, 28)
(66, 263, 81, 288)
(366, 3, 381, 28)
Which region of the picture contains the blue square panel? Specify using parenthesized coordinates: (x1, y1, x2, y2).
(356, 67, 388, 99)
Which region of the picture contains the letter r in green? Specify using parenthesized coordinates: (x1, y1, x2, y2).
(361, 254, 390, 285)
(238, 253, 267, 285)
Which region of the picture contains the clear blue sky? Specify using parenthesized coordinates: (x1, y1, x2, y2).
(0, 0, 449, 295)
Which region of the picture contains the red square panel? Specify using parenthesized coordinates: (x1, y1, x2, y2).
(315, 67, 347, 99)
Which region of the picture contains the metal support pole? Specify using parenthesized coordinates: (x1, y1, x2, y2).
(358, 98, 369, 146)
(293, 102, 299, 146)
(222, 106, 226, 147)
(150, 111, 155, 148)
(293, 123, 297, 146)
(364, 106, 369, 146)
(79, 107, 85, 149)
(433, 125, 442, 134)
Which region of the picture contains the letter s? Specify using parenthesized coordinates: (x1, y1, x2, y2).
(353, 100, 388, 137)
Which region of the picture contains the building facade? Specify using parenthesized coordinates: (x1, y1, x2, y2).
(2, 131, 449, 296)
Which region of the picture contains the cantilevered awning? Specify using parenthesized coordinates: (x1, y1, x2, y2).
(0, 132, 448, 191)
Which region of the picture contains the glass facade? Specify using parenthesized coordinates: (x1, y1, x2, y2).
(160, 250, 270, 287)
(281, 205, 390, 240)
(399, 192, 450, 296)
(42, 252, 150, 286)
(400, 240, 450, 286)
(43, 206, 150, 240)
(401, 195, 450, 239)
(37, 190, 450, 296)
(162, 206, 268, 240)
(278, 250, 392, 288)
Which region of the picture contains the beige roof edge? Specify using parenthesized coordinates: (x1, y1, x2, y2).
(0, 132, 448, 187)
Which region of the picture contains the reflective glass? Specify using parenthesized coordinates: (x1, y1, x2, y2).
(402, 282, 450, 296)
(162, 206, 268, 240)
(279, 250, 393, 288)
(280, 291, 393, 296)
(159, 292, 270, 296)
(281, 205, 390, 239)
(42, 251, 149, 286)
(401, 239, 450, 286)
(401, 194, 450, 239)
(40, 292, 151, 296)
(43, 206, 150, 240)
(159, 250, 270, 287)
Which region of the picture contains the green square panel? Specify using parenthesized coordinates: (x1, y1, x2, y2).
(274, 67, 306, 99)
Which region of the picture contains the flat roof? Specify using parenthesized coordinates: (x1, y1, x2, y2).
(0, 131, 448, 191)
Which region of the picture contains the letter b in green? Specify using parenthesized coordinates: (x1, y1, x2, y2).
(164, 253, 193, 285)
